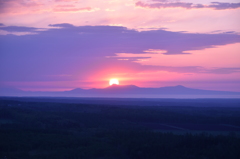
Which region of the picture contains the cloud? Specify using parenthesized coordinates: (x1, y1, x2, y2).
(53, 7, 93, 12)
(0, 0, 43, 14)
(207, 68, 240, 74)
(0, 24, 240, 84)
(153, 0, 170, 2)
(53, 4, 94, 13)
(209, 2, 240, 10)
(0, 0, 94, 14)
(0, 26, 38, 32)
(55, 0, 79, 2)
(49, 23, 75, 28)
(136, 1, 202, 9)
(0, 25, 40, 35)
(136, 1, 240, 10)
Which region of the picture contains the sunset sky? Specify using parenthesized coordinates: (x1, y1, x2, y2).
(0, 0, 240, 92)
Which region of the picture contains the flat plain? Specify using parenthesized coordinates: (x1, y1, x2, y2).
(0, 97, 240, 159)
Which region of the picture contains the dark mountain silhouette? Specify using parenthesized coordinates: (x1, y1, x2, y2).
(1, 85, 240, 97)
(67, 85, 240, 95)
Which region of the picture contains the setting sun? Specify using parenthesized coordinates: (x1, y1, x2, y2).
(109, 79, 119, 85)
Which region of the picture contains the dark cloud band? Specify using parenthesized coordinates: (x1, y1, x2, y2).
(0, 23, 240, 83)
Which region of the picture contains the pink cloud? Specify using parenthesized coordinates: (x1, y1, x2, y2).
(0, 0, 96, 15)
(55, 5, 76, 7)
(55, 0, 79, 2)
(0, 0, 44, 14)
(53, 5, 93, 12)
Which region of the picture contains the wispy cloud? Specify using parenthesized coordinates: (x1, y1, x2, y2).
(0, 0, 97, 14)
(0, 0, 43, 14)
(136, 1, 240, 10)
(53, 6, 94, 13)
(0, 26, 39, 32)
(55, 0, 79, 2)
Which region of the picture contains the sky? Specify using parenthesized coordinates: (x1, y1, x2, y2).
(0, 0, 240, 92)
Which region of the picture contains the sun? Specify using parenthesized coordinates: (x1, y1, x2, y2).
(109, 79, 119, 85)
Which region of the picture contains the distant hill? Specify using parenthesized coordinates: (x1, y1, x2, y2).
(1, 85, 240, 98)
(67, 85, 240, 95)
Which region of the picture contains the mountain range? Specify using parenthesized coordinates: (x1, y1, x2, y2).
(1, 85, 240, 98)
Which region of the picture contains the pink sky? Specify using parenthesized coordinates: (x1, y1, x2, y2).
(0, 0, 240, 92)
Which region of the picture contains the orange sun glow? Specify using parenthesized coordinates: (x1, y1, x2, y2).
(109, 79, 119, 85)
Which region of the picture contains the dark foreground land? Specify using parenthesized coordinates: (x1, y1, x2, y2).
(0, 97, 240, 159)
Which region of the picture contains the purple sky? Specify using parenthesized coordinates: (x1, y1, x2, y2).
(0, 0, 240, 92)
